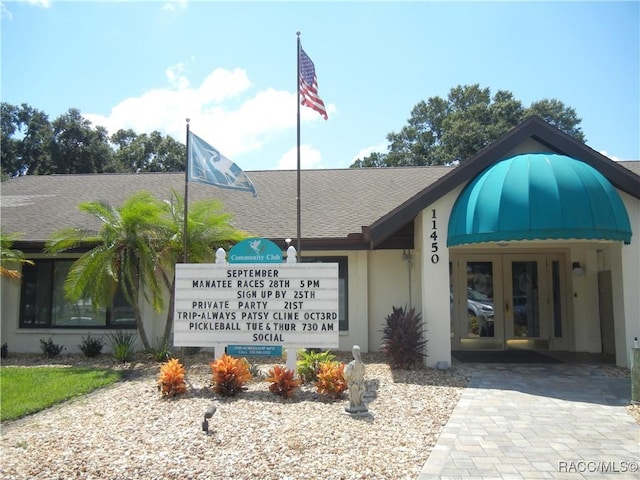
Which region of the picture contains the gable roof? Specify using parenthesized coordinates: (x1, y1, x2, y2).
(366, 116, 640, 247)
(0, 165, 452, 251)
(2, 117, 638, 252)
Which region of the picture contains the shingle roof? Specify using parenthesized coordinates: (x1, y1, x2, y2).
(2, 118, 638, 251)
(0, 166, 453, 248)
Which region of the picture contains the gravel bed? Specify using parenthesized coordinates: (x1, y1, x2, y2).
(0, 352, 468, 480)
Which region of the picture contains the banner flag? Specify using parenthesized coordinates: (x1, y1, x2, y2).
(187, 131, 257, 196)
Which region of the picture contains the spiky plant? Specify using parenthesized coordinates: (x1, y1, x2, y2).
(210, 354, 252, 397)
(296, 349, 336, 384)
(0, 232, 33, 282)
(265, 365, 301, 399)
(315, 361, 347, 399)
(380, 305, 427, 369)
(158, 358, 187, 397)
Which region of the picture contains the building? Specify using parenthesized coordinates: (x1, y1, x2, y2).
(2, 117, 639, 367)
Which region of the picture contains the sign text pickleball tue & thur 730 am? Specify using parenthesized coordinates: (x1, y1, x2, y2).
(173, 262, 339, 349)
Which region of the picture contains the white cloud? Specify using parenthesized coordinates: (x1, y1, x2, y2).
(352, 142, 388, 162)
(84, 67, 310, 160)
(0, 3, 12, 19)
(599, 150, 621, 162)
(2, 0, 50, 18)
(165, 63, 190, 90)
(277, 145, 323, 170)
(84, 64, 333, 169)
(162, 0, 188, 12)
(20, 0, 51, 6)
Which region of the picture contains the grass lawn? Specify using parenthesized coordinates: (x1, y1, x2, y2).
(0, 366, 123, 422)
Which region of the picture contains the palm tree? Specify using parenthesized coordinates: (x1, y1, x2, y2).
(158, 191, 248, 344)
(46, 191, 172, 350)
(0, 232, 34, 281)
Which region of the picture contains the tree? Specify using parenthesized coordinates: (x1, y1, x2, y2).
(111, 129, 186, 173)
(0, 232, 34, 281)
(351, 84, 585, 168)
(1, 103, 53, 177)
(157, 191, 248, 344)
(2, 103, 187, 176)
(526, 98, 583, 139)
(46, 192, 173, 350)
(51, 108, 113, 174)
(44, 190, 247, 350)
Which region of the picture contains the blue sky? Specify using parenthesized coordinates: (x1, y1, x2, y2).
(1, 0, 638, 171)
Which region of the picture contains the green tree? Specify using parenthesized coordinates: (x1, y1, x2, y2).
(51, 108, 113, 174)
(111, 129, 185, 173)
(157, 191, 248, 344)
(351, 84, 585, 167)
(46, 192, 173, 350)
(0, 232, 34, 281)
(525, 98, 583, 139)
(1, 103, 53, 177)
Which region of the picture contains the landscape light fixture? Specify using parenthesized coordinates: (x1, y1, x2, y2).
(202, 404, 217, 433)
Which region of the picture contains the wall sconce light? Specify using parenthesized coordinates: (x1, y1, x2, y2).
(572, 262, 585, 276)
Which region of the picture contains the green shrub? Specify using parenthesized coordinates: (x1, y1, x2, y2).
(78, 334, 104, 358)
(380, 305, 427, 369)
(107, 331, 136, 363)
(39, 337, 65, 358)
(146, 338, 172, 362)
(296, 349, 335, 383)
(247, 361, 265, 381)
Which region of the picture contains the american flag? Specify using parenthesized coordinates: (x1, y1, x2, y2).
(299, 46, 328, 120)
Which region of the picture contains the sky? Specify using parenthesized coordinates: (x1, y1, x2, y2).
(1, 0, 639, 172)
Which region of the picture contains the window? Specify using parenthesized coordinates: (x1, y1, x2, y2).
(303, 256, 348, 331)
(19, 260, 136, 329)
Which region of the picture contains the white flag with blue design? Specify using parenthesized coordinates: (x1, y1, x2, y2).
(188, 131, 257, 196)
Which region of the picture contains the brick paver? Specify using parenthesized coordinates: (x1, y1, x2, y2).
(419, 362, 639, 479)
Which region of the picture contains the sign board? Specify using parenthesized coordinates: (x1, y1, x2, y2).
(173, 263, 339, 348)
(228, 237, 282, 263)
(226, 345, 283, 357)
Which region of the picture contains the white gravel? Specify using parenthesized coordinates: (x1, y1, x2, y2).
(0, 352, 468, 480)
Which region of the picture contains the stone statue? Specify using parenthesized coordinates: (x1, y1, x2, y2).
(343, 345, 368, 414)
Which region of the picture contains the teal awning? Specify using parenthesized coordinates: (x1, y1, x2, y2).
(448, 153, 632, 246)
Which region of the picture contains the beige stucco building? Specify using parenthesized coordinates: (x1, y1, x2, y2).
(2, 118, 639, 367)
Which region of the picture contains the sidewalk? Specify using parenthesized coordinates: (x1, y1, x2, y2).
(418, 361, 639, 479)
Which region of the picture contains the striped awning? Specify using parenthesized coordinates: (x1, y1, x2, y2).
(448, 153, 632, 246)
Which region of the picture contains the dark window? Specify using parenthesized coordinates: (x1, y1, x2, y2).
(303, 256, 348, 331)
(19, 259, 136, 329)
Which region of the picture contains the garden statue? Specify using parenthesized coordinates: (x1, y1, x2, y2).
(343, 345, 368, 414)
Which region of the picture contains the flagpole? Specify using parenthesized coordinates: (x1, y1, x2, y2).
(296, 32, 302, 259)
(183, 118, 191, 263)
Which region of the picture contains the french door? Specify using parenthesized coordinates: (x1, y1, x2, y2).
(453, 253, 567, 350)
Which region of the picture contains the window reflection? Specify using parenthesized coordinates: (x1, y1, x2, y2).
(465, 262, 494, 338)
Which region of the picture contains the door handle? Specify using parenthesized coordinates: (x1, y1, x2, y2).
(505, 301, 510, 315)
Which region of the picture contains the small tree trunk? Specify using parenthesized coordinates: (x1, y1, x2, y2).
(161, 271, 175, 345)
(133, 302, 151, 351)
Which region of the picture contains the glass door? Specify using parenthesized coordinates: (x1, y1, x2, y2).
(455, 257, 504, 350)
(504, 255, 549, 350)
(452, 253, 565, 351)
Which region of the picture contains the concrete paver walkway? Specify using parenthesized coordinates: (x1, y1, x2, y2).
(419, 362, 639, 479)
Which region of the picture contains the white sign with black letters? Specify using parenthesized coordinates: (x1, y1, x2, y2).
(173, 263, 339, 348)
